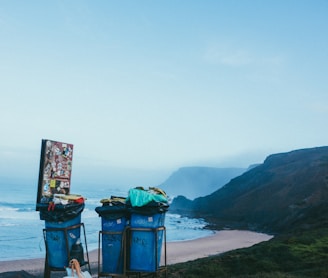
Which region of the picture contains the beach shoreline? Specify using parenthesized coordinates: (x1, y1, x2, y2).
(0, 230, 273, 276)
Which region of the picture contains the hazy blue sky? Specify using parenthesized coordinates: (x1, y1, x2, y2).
(1, 1, 327, 184)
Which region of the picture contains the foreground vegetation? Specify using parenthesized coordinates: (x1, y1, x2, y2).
(167, 228, 328, 277)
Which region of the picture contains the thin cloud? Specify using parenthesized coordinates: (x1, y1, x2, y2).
(204, 44, 252, 66)
(203, 43, 285, 68)
(309, 101, 328, 115)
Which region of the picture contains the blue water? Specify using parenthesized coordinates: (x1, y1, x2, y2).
(0, 182, 213, 261)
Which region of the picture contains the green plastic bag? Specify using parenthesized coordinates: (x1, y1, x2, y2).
(127, 187, 168, 207)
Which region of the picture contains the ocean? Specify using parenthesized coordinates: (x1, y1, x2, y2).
(0, 181, 213, 261)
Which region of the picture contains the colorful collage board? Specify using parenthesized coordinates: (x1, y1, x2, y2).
(36, 139, 74, 209)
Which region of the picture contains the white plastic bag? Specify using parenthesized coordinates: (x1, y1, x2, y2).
(64, 259, 91, 278)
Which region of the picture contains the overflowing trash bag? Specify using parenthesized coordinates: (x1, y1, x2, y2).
(95, 196, 128, 221)
(126, 187, 169, 216)
(95, 187, 169, 220)
(38, 194, 85, 222)
(126, 187, 168, 207)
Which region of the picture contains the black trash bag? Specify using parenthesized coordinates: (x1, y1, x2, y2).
(128, 201, 169, 215)
(38, 202, 85, 222)
(95, 204, 128, 220)
(101, 196, 126, 207)
(70, 239, 85, 265)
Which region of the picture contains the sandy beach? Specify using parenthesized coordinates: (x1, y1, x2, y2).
(0, 230, 273, 276)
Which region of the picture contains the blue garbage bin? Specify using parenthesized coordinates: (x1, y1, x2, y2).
(128, 206, 167, 272)
(39, 203, 84, 269)
(44, 214, 81, 268)
(96, 204, 128, 275)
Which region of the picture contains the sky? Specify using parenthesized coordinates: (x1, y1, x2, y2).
(0, 1, 328, 186)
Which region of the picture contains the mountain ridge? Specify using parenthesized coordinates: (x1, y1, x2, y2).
(170, 146, 328, 233)
(159, 166, 246, 199)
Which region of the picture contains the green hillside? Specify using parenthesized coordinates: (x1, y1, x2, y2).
(167, 227, 328, 277)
